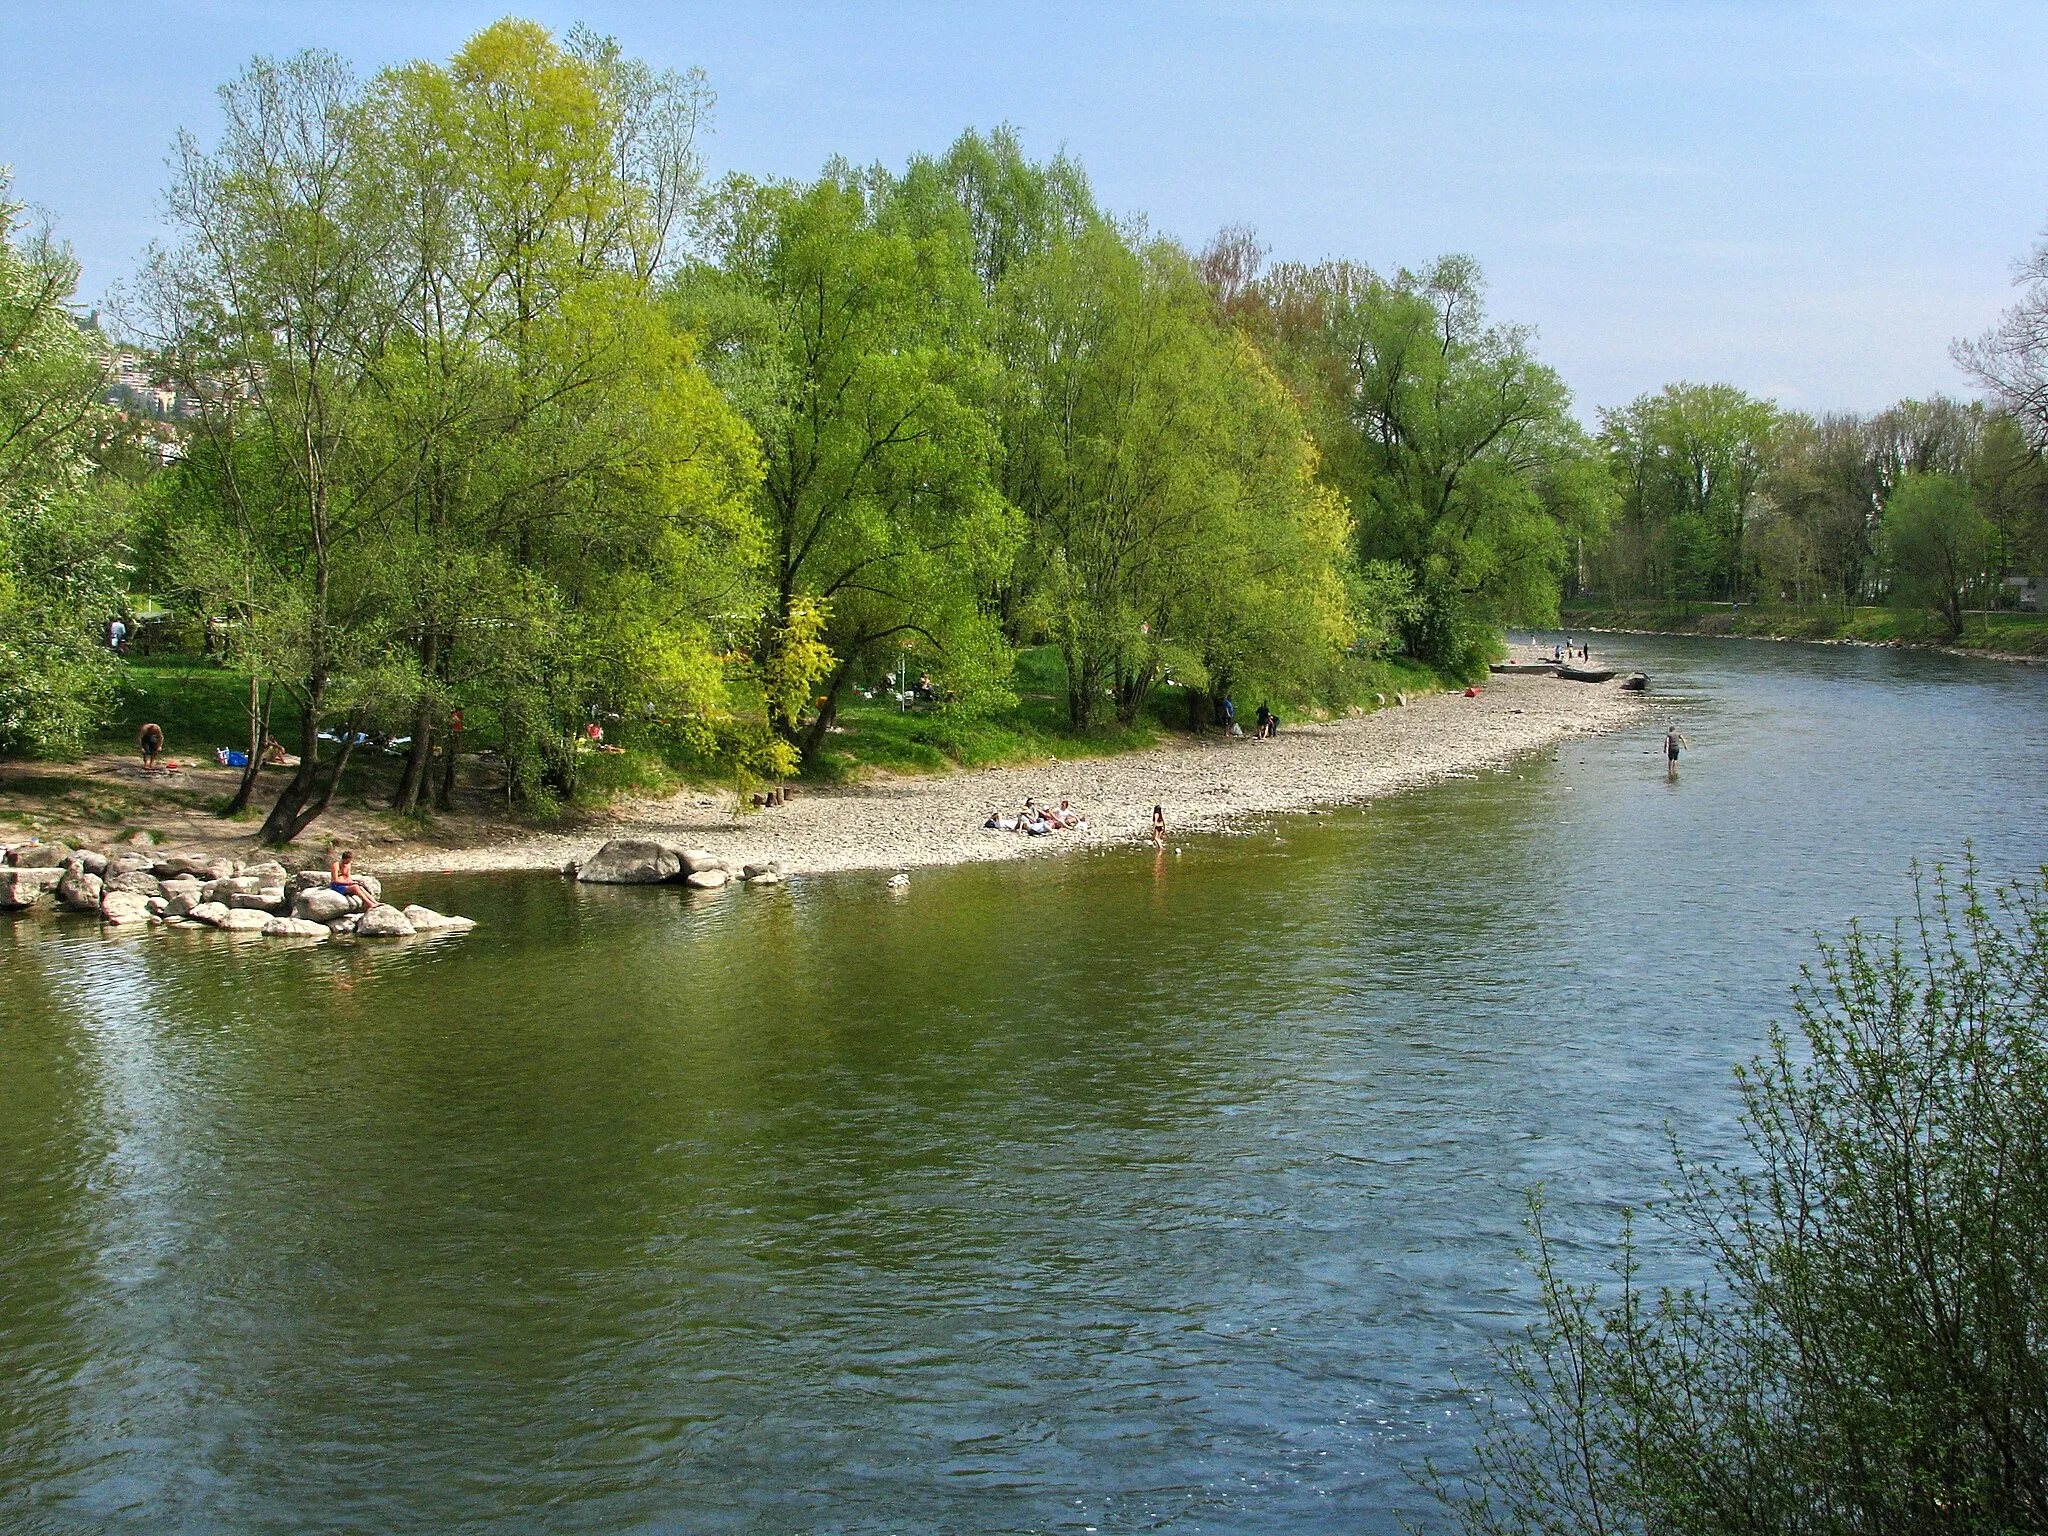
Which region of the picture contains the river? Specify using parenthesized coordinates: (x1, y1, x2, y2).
(3, 636, 2045, 1534)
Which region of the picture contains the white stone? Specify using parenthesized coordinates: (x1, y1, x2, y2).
(263, 916, 330, 939)
(356, 905, 417, 938)
(99, 890, 154, 925)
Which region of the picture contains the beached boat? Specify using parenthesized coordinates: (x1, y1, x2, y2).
(1619, 672, 1649, 691)
(1557, 663, 1617, 683)
(1488, 660, 1561, 675)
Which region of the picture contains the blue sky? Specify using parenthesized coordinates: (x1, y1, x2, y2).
(3, 1, 2043, 421)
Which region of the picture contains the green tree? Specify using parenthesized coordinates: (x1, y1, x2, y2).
(0, 172, 120, 753)
(1241, 252, 1592, 675)
(675, 167, 1012, 756)
(1887, 470, 1994, 638)
(1596, 383, 1778, 604)
(1440, 858, 2048, 1535)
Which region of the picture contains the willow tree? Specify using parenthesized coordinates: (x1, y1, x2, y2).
(674, 167, 1013, 756)
(998, 225, 1351, 726)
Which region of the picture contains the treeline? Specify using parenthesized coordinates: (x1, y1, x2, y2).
(1584, 382, 2048, 634)
(1, 21, 1607, 842)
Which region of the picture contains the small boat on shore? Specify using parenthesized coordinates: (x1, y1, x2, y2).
(1619, 672, 1649, 692)
(1488, 660, 1561, 675)
(1557, 663, 1617, 683)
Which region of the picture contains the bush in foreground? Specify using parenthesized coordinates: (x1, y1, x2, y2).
(1441, 856, 2048, 1535)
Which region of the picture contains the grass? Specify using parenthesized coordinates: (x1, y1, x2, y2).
(810, 645, 1452, 781)
(1559, 601, 2048, 658)
(102, 652, 264, 754)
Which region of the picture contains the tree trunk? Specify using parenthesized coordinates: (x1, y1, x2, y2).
(436, 716, 460, 811)
(262, 708, 365, 847)
(392, 632, 441, 812)
(258, 683, 325, 845)
(799, 653, 859, 764)
(224, 679, 272, 817)
(1185, 683, 1207, 734)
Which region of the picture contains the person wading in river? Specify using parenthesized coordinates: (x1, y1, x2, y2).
(1664, 725, 1689, 779)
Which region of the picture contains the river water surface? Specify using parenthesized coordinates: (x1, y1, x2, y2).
(4, 636, 2046, 1534)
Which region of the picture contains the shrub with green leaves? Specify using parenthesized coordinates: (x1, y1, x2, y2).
(1443, 856, 2048, 1535)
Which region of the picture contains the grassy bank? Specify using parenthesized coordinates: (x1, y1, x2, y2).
(1559, 601, 2048, 659)
(808, 646, 1452, 781)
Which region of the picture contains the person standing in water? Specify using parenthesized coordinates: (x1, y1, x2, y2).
(1664, 725, 1689, 777)
(1151, 804, 1166, 848)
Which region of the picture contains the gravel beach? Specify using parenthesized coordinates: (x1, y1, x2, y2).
(379, 674, 1644, 879)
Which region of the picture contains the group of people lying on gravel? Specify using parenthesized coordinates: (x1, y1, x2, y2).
(983, 797, 1089, 837)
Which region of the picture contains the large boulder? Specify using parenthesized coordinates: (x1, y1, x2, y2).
(8, 842, 71, 869)
(684, 868, 729, 890)
(0, 867, 63, 909)
(231, 890, 286, 912)
(56, 870, 104, 912)
(402, 904, 476, 934)
(154, 853, 233, 881)
(293, 888, 352, 924)
(328, 914, 360, 936)
(356, 905, 417, 938)
(68, 850, 110, 877)
(286, 870, 331, 900)
(217, 907, 272, 933)
(679, 848, 728, 875)
(105, 851, 158, 878)
(576, 839, 683, 885)
(105, 869, 163, 898)
(99, 890, 154, 925)
(242, 860, 290, 887)
(186, 901, 233, 929)
(160, 885, 205, 919)
(263, 916, 330, 939)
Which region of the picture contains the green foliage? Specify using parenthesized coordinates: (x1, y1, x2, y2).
(1594, 382, 1779, 603)
(0, 171, 121, 753)
(1887, 471, 1996, 639)
(1210, 247, 1595, 672)
(674, 162, 1014, 752)
(1442, 857, 2048, 1535)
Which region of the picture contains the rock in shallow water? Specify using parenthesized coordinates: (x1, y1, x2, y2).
(293, 888, 351, 923)
(576, 839, 682, 884)
(401, 904, 475, 933)
(0, 867, 62, 909)
(187, 901, 233, 928)
(99, 890, 153, 925)
(217, 908, 272, 933)
(56, 871, 103, 912)
(263, 916, 330, 939)
(356, 905, 417, 938)
(684, 868, 729, 889)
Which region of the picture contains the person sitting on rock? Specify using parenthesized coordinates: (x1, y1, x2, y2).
(329, 849, 379, 909)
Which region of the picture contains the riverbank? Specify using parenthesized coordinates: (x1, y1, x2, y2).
(0, 675, 1642, 886)
(374, 673, 1643, 879)
(1559, 601, 2048, 662)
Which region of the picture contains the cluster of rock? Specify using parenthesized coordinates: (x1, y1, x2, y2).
(571, 839, 783, 889)
(0, 842, 475, 941)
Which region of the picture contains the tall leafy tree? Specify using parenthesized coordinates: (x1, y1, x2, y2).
(0, 173, 119, 752)
(675, 167, 1013, 755)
